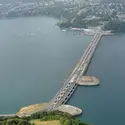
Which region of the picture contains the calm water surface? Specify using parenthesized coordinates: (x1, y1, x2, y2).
(0, 17, 90, 113)
(1, 16, 125, 125)
(68, 35, 125, 125)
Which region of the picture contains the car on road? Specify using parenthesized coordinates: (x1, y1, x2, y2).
(54, 100, 58, 104)
(57, 96, 61, 101)
(60, 91, 65, 95)
(63, 88, 68, 92)
(66, 85, 69, 88)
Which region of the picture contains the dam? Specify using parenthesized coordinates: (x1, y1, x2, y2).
(20, 32, 104, 116)
(1, 32, 104, 117)
(48, 33, 102, 109)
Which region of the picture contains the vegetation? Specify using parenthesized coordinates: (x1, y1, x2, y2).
(104, 20, 125, 33)
(57, 18, 125, 32)
(0, 111, 89, 125)
(0, 117, 32, 125)
(30, 120, 60, 125)
(30, 111, 89, 125)
(57, 21, 72, 28)
(57, 17, 100, 29)
(57, 20, 88, 28)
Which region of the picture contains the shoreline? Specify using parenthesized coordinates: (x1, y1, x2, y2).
(61, 27, 113, 36)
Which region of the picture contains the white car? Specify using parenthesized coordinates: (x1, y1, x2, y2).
(54, 100, 58, 104)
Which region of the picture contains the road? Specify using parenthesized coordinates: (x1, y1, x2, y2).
(15, 32, 103, 117)
(42, 32, 103, 111)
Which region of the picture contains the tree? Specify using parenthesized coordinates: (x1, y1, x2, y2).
(64, 120, 70, 125)
(60, 117, 66, 124)
(6, 119, 31, 125)
(104, 20, 125, 33)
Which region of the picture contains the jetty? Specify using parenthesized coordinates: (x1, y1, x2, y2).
(55, 105, 82, 116)
(77, 76, 100, 86)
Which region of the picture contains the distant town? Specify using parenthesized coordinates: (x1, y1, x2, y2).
(1, 0, 125, 32)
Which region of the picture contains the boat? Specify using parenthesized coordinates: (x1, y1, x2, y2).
(62, 29, 66, 32)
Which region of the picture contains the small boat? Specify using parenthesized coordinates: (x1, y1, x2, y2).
(62, 29, 66, 32)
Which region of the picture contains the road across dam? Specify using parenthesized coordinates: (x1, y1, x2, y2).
(48, 33, 103, 109)
(24, 32, 103, 116)
(0, 32, 104, 117)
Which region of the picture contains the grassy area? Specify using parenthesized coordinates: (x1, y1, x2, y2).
(16, 103, 47, 116)
(30, 120, 60, 125)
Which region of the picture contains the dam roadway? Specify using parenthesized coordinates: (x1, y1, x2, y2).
(0, 32, 103, 117)
(49, 32, 102, 109)
(29, 32, 103, 114)
(19, 32, 103, 117)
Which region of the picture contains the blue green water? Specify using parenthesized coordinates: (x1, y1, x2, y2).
(1, 17, 125, 125)
(68, 35, 125, 125)
(0, 17, 90, 114)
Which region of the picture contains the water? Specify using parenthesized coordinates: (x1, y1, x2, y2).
(1, 16, 125, 125)
(0, 17, 91, 114)
(68, 35, 125, 125)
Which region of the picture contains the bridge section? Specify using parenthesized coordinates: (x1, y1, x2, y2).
(17, 32, 103, 117)
(47, 33, 103, 110)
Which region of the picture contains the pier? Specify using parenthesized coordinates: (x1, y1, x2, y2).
(77, 76, 100, 86)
